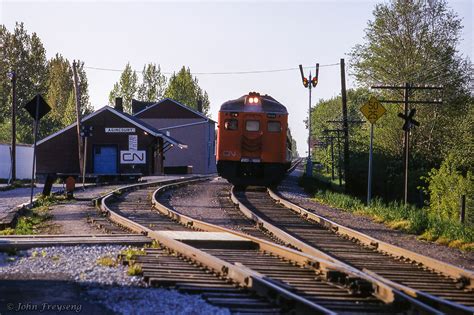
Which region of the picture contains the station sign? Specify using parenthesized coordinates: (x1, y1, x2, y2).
(105, 128, 136, 133)
(129, 135, 138, 150)
(120, 150, 146, 164)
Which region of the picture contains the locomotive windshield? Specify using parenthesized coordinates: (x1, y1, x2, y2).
(268, 121, 281, 132)
(245, 120, 260, 131)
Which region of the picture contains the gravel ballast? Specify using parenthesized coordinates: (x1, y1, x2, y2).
(0, 245, 229, 314)
(277, 166, 474, 270)
(163, 173, 473, 270)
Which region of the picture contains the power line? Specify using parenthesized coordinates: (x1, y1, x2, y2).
(84, 63, 340, 76)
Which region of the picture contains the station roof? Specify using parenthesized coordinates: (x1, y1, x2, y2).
(133, 98, 216, 123)
(37, 106, 187, 149)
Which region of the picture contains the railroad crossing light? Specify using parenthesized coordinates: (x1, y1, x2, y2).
(311, 77, 318, 87)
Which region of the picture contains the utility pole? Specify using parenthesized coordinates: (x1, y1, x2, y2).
(326, 119, 364, 185)
(371, 83, 442, 204)
(324, 129, 344, 186)
(8, 70, 17, 182)
(320, 135, 336, 180)
(299, 64, 319, 177)
(72, 60, 84, 177)
(340, 59, 350, 192)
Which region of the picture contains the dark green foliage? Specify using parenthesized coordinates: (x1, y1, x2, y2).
(299, 177, 473, 248)
(164, 66, 210, 115)
(108, 62, 138, 113)
(1, 22, 48, 144)
(137, 63, 167, 102)
(0, 23, 91, 144)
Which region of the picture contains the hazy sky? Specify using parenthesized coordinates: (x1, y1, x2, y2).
(1, 0, 472, 156)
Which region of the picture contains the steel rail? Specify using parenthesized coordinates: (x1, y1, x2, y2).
(151, 179, 440, 314)
(98, 178, 334, 314)
(267, 188, 474, 288)
(246, 187, 474, 314)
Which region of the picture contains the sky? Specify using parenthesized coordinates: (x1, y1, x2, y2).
(1, 0, 472, 156)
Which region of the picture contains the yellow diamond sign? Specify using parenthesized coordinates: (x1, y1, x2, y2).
(360, 96, 386, 124)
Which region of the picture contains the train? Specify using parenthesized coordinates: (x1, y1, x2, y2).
(216, 92, 292, 186)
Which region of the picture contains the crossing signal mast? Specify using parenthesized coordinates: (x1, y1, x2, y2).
(299, 63, 319, 176)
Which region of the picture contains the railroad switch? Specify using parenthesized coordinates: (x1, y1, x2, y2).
(326, 270, 347, 284)
(347, 278, 374, 297)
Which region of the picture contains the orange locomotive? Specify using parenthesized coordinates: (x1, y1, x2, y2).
(216, 92, 292, 186)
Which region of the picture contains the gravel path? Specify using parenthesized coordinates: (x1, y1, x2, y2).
(38, 185, 124, 235)
(162, 177, 241, 229)
(277, 166, 474, 270)
(0, 184, 63, 214)
(0, 245, 229, 314)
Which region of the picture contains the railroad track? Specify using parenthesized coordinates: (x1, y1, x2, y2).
(231, 186, 474, 314)
(98, 178, 440, 314)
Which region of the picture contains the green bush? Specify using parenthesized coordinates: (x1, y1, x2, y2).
(422, 154, 473, 223)
(305, 179, 473, 250)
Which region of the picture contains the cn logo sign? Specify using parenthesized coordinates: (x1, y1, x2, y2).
(120, 150, 146, 164)
(223, 151, 237, 157)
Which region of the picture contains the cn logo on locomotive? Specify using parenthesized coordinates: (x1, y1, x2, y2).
(223, 151, 238, 157)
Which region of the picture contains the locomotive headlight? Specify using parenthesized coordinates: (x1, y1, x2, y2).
(246, 92, 261, 105)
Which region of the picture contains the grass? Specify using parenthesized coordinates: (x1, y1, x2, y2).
(97, 255, 118, 268)
(120, 247, 147, 261)
(127, 263, 143, 276)
(0, 194, 66, 235)
(13, 206, 53, 235)
(300, 175, 474, 251)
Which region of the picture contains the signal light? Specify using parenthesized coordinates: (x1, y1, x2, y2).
(311, 77, 318, 87)
(303, 78, 309, 87)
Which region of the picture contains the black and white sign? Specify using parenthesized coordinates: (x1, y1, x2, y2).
(129, 135, 138, 150)
(120, 150, 146, 164)
(105, 128, 136, 133)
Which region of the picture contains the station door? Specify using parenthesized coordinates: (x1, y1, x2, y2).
(93, 146, 117, 174)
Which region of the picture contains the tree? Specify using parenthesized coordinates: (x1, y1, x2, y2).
(108, 62, 138, 113)
(349, 0, 472, 165)
(0, 22, 48, 143)
(137, 63, 166, 102)
(0, 23, 92, 143)
(164, 66, 210, 115)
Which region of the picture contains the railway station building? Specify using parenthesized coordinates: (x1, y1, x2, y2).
(132, 98, 217, 174)
(36, 101, 186, 180)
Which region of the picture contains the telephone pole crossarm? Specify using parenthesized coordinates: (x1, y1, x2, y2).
(371, 83, 443, 205)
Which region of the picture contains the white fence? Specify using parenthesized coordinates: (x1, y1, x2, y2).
(0, 144, 34, 180)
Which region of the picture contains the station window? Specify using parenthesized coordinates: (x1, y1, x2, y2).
(224, 119, 238, 130)
(245, 120, 260, 131)
(268, 121, 281, 132)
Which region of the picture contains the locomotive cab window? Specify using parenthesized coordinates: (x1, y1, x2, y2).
(224, 119, 238, 130)
(245, 120, 260, 131)
(268, 121, 281, 132)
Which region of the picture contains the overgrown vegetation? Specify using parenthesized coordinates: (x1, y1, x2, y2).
(0, 195, 63, 235)
(120, 247, 147, 261)
(127, 263, 143, 276)
(118, 247, 146, 276)
(300, 176, 474, 250)
(307, 0, 473, 249)
(96, 255, 119, 268)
